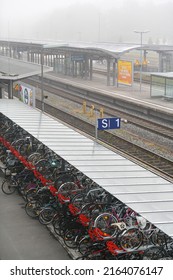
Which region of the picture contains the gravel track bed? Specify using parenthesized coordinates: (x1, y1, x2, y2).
(36, 88, 173, 162)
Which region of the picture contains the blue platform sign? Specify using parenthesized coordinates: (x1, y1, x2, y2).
(98, 117, 121, 130)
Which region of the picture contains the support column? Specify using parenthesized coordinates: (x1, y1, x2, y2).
(166, 54, 172, 71)
(27, 51, 30, 62)
(9, 47, 12, 57)
(51, 54, 53, 66)
(84, 56, 89, 80)
(71, 61, 75, 76)
(38, 53, 41, 64)
(31, 52, 34, 62)
(74, 61, 78, 77)
(169, 54, 173, 71)
(89, 59, 93, 80)
(112, 59, 117, 86)
(0, 89, 2, 99)
(158, 52, 164, 72)
(8, 80, 13, 99)
(107, 58, 111, 86)
(2, 46, 5, 55)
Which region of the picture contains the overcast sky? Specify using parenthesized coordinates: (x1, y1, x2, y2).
(1, 0, 173, 44)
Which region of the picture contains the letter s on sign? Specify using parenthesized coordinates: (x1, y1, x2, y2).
(102, 119, 108, 128)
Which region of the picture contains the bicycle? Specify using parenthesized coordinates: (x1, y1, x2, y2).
(1, 168, 34, 195)
(92, 202, 139, 238)
(118, 223, 169, 251)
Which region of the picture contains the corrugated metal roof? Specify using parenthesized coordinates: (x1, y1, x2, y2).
(0, 99, 173, 238)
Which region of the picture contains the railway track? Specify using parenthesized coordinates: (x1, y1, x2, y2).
(26, 76, 173, 140)
(36, 99, 173, 183)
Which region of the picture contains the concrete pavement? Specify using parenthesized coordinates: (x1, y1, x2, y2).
(0, 171, 71, 260)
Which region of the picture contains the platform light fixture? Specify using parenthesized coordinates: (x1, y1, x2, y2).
(134, 30, 150, 93)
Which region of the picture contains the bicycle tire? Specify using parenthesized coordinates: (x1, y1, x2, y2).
(28, 152, 43, 165)
(25, 201, 41, 218)
(63, 228, 82, 249)
(78, 236, 94, 255)
(151, 230, 169, 246)
(20, 142, 35, 157)
(70, 193, 85, 208)
(80, 203, 105, 219)
(34, 159, 50, 173)
(52, 215, 65, 236)
(58, 182, 79, 197)
(25, 188, 39, 202)
(119, 227, 143, 251)
(39, 207, 57, 225)
(93, 212, 118, 237)
(54, 174, 74, 189)
(1, 178, 16, 195)
(11, 138, 25, 150)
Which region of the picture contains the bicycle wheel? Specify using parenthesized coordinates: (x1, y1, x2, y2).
(71, 193, 85, 209)
(19, 143, 33, 157)
(58, 182, 79, 198)
(25, 201, 41, 218)
(35, 159, 50, 174)
(54, 173, 74, 189)
(52, 215, 65, 236)
(28, 152, 43, 165)
(119, 228, 143, 251)
(11, 138, 25, 150)
(1, 178, 16, 194)
(78, 236, 94, 255)
(63, 228, 82, 249)
(39, 207, 57, 225)
(25, 188, 39, 202)
(93, 213, 118, 237)
(151, 230, 169, 246)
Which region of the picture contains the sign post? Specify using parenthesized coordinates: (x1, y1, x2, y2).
(95, 117, 121, 142)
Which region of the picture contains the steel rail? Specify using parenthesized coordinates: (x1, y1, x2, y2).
(35, 99, 173, 183)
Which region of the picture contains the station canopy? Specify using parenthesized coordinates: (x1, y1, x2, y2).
(42, 42, 141, 58)
(42, 41, 173, 55)
(0, 55, 52, 82)
(1, 39, 173, 59)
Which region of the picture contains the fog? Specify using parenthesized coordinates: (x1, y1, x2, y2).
(1, 0, 173, 44)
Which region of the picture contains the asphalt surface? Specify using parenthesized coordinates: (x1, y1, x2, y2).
(0, 171, 71, 260)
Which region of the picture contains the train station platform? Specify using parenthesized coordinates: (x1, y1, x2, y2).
(0, 99, 173, 240)
(45, 71, 173, 115)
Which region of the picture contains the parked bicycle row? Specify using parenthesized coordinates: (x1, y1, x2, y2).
(0, 113, 173, 260)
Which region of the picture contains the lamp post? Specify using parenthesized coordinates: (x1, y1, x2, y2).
(134, 30, 149, 93)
